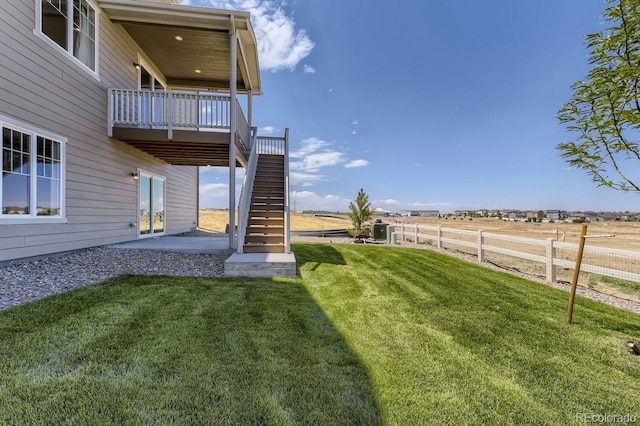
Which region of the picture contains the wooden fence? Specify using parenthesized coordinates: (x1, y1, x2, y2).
(389, 223, 640, 284)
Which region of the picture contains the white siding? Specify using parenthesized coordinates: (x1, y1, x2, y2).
(0, 0, 198, 263)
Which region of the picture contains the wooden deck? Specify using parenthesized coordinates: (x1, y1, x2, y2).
(111, 127, 247, 166)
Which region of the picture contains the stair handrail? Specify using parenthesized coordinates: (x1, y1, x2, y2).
(236, 126, 259, 253)
(283, 128, 291, 253)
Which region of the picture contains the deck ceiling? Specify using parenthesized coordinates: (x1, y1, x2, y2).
(99, 0, 261, 94)
(112, 128, 247, 167)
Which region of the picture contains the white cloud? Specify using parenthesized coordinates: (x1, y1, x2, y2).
(352, 120, 359, 125)
(291, 191, 350, 211)
(328, 88, 333, 92)
(290, 137, 328, 158)
(199, 0, 314, 71)
(290, 171, 326, 187)
(259, 125, 276, 134)
(288, 137, 349, 186)
(291, 152, 344, 174)
(303, 64, 316, 74)
(199, 182, 229, 208)
(351, 130, 357, 135)
(372, 198, 398, 206)
(345, 159, 368, 168)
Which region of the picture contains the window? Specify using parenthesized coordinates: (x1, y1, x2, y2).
(39, 0, 97, 72)
(1, 118, 66, 222)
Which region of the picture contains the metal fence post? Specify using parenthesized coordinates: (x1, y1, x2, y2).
(437, 225, 442, 249)
(546, 238, 556, 283)
(414, 224, 419, 244)
(477, 230, 484, 264)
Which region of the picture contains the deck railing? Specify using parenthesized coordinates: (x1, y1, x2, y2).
(107, 89, 250, 146)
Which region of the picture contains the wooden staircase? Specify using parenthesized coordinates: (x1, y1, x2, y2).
(243, 154, 286, 253)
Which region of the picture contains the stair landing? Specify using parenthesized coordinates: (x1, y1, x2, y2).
(224, 252, 296, 278)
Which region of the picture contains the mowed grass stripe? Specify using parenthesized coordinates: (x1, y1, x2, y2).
(0, 243, 638, 424)
(294, 244, 640, 425)
(0, 276, 380, 425)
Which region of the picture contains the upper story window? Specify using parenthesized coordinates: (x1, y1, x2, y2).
(39, 0, 97, 72)
(1, 117, 66, 223)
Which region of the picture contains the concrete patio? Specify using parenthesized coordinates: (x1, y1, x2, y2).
(110, 236, 296, 278)
(110, 236, 234, 256)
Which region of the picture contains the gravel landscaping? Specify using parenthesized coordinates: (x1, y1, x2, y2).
(1, 233, 639, 315)
(0, 247, 226, 311)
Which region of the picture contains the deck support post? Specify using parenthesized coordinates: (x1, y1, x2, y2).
(228, 16, 238, 249)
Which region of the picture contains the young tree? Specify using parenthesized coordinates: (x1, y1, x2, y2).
(348, 188, 372, 239)
(557, 0, 640, 194)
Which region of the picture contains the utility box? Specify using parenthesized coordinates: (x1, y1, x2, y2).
(373, 222, 388, 240)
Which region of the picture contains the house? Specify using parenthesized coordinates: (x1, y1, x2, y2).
(400, 210, 439, 217)
(0, 0, 292, 273)
(546, 210, 561, 221)
(526, 211, 544, 222)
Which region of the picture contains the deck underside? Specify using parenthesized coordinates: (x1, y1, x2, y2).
(112, 128, 247, 166)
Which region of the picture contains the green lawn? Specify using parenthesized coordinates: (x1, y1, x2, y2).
(1, 243, 639, 425)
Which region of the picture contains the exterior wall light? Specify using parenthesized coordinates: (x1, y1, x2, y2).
(131, 172, 139, 180)
(133, 62, 141, 70)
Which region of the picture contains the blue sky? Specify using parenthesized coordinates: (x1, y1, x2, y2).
(184, 0, 639, 213)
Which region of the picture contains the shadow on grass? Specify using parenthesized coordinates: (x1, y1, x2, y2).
(0, 274, 381, 425)
(292, 242, 347, 276)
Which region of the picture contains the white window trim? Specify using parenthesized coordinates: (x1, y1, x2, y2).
(34, 0, 101, 79)
(137, 55, 167, 90)
(0, 115, 67, 225)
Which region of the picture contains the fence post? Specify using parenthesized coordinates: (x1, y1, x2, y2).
(477, 230, 484, 264)
(546, 238, 556, 283)
(414, 224, 419, 244)
(401, 223, 405, 243)
(437, 225, 442, 249)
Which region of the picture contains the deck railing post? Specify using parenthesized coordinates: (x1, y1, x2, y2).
(168, 92, 173, 140)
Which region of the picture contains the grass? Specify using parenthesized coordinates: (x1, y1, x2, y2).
(588, 273, 640, 302)
(1, 243, 640, 424)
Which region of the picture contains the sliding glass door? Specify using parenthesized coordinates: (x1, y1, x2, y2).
(139, 172, 165, 237)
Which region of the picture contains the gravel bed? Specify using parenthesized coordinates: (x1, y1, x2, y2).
(0, 246, 225, 311)
(1, 233, 639, 315)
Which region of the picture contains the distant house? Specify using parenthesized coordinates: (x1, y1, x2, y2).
(400, 210, 439, 217)
(546, 210, 561, 221)
(475, 209, 488, 217)
(527, 211, 544, 221)
(454, 210, 468, 217)
(1, 0, 291, 264)
(372, 207, 390, 216)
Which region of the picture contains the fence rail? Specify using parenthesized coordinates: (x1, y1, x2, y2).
(390, 223, 640, 284)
